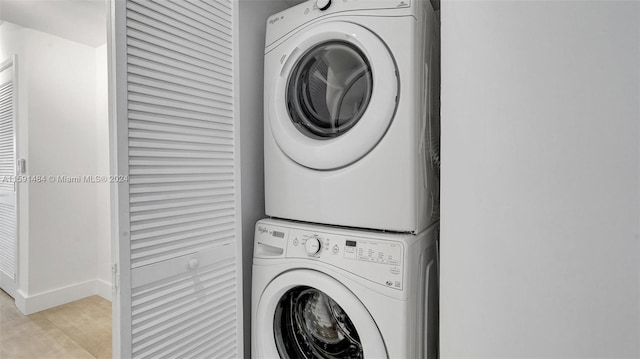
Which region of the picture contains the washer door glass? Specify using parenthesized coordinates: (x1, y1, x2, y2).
(287, 41, 373, 139)
(274, 286, 364, 358)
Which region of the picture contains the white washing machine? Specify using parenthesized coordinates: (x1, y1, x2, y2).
(264, 0, 440, 233)
(251, 219, 439, 358)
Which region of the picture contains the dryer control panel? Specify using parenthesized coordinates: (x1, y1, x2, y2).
(254, 222, 405, 291)
(265, 0, 415, 49)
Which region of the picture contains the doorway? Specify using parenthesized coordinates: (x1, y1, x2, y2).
(0, 1, 113, 357)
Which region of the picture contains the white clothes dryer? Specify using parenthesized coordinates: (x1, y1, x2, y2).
(264, 0, 440, 233)
(251, 218, 439, 358)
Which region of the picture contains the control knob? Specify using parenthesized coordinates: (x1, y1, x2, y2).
(305, 237, 322, 255)
(316, 0, 331, 11)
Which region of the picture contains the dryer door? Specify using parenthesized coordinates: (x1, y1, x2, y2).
(255, 270, 387, 358)
(269, 21, 398, 170)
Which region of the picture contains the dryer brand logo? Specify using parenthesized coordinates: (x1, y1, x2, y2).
(257, 226, 269, 234)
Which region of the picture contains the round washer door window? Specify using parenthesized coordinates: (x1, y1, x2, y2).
(268, 21, 398, 170)
(287, 41, 373, 140)
(253, 270, 387, 358)
(274, 286, 363, 358)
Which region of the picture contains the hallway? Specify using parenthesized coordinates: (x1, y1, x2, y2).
(0, 290, 111, 358)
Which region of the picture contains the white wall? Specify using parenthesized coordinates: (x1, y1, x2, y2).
(25, 24, 99, 298)
(95, 43, 111, 292)
(441, 1, 640, 357)
(0, 22, 111, 313)
(237, 0, 297, 356)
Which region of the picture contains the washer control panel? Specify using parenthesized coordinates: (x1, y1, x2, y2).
(254, 222, 405, 290)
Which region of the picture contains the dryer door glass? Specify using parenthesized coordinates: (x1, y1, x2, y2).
(287, 41, 372, 139)
(274, 286, 364, 358)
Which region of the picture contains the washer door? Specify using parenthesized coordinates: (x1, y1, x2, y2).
(255, 270, 387, 358)
(269, 21, 398, 170)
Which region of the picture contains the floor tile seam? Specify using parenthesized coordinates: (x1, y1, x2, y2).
(41, 314, 98, 359)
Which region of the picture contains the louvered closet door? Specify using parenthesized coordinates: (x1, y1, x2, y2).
(112, 0, 242, 357)
(0, 57, 17, 299)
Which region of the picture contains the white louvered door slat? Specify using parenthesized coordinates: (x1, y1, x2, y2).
(112, 0, 241, 357)
(0, 57, 17, 299)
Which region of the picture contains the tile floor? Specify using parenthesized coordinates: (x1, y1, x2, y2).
(0, 289, 112, 358)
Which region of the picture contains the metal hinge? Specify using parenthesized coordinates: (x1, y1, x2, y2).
(16, 158, 26, 174)
(112, 263, 119, 294)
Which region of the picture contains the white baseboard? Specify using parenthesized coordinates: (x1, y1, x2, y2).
(95, 278, 113, 302)
(14, 289, 29, 314)
(14, 279, 112, 315)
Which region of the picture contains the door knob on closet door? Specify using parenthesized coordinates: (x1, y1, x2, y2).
(188, 258, 200, 270)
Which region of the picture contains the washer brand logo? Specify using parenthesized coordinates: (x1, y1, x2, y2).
(268, 16, 284, 25)
(257, 226, 269, 234)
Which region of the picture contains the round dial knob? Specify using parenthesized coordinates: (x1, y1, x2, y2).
(316, 0, 331, 11)
(304, 237, 322, 255)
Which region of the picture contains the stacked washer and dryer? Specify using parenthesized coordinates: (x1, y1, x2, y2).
(252, 0, 440, 358)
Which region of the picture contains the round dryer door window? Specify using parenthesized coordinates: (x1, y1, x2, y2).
(269, 21, 398, 170)
(274, 286, 363, 358)
(287, 41, 373, 140)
